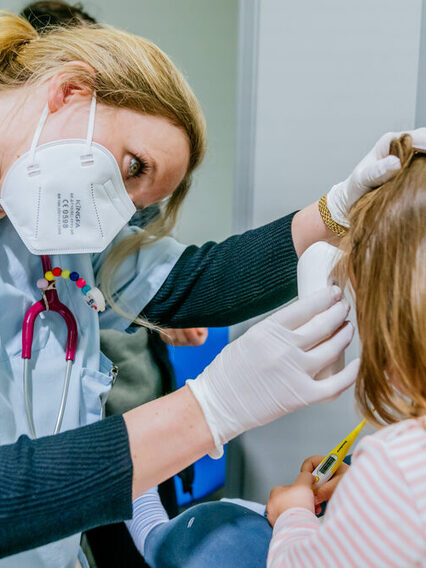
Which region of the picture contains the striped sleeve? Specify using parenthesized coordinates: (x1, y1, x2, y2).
(126, 487, 168, 556)
(267, 435, 423, 568)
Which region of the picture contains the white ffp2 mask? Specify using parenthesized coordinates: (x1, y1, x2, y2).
(0, 95, 136, 255)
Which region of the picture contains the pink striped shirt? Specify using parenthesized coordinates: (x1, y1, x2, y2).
(268, 419, 426, 568)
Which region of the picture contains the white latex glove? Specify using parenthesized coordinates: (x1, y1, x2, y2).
(187, 286, 359, 458)
(327, 127, 426, 227)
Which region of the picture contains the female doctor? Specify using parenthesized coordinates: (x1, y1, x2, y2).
(0, 9, 418, 566)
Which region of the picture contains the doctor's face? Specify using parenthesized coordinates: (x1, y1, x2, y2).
(0, 96, 191, 219)
(91, 105, 191, 210)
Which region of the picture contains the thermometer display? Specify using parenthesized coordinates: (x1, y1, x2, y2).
(319, 455, 337, 475)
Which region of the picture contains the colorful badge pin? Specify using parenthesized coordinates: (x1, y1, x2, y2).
(37, 267, 106, 312)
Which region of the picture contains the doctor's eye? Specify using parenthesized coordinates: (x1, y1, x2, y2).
(128, 155, 148, 178)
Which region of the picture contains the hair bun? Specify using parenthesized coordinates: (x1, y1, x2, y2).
(0, 11, 37, 71)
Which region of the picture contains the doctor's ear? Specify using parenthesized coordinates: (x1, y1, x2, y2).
(47, 61, 96, 113)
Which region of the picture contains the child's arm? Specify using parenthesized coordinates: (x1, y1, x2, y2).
(267, 436, 422, 568)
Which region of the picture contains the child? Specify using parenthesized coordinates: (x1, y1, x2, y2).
(267, 133, 426, 567)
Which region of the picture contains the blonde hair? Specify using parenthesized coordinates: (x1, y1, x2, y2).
(335, 134, 426, 426)
(0, 10, 206, 325)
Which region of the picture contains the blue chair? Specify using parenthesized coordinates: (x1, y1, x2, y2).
(167, 327, 229, 506)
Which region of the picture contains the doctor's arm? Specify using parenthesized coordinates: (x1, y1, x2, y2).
(0, 288, 356, 558)
(144, 132, 403, 328)
(0, 389, 212, 559)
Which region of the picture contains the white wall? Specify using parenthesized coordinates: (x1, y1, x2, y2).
(2, 0, 238, 246)
(230, 0, 422, 502)
(253, 0, 421, 225)
(416, 0, 426, 126)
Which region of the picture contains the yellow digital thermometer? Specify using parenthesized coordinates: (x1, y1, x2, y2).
(312, 419, 366, 486)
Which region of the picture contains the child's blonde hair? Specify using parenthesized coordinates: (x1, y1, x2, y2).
(335, 134, 426, 426)
(0, 10, 206, 324)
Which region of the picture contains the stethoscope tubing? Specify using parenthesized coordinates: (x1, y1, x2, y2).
(23, 359, 73, 438)
(22, 255, 78, 439)
(54, 360, 73, 434)
(23, 359, 36, 439)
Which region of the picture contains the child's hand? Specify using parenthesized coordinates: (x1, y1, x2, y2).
(301, 454, 350, 514)
(266, 472, 315, 527)
(159, 327, 208, 347)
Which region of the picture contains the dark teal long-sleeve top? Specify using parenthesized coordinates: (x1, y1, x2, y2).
(0, 212, 298, 558)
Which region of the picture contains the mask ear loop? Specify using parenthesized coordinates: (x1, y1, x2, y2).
(81, 93, 96, 166)
(27, 94, 97, 172)
(86, 93, 96, 148)
(27, 104, 50, 175)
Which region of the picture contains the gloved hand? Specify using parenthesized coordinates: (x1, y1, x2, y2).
(327, 127, 426, 227)
(187, 286, 358, 458)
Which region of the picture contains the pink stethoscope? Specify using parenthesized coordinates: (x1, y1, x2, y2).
(22, 255, 104, 438)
